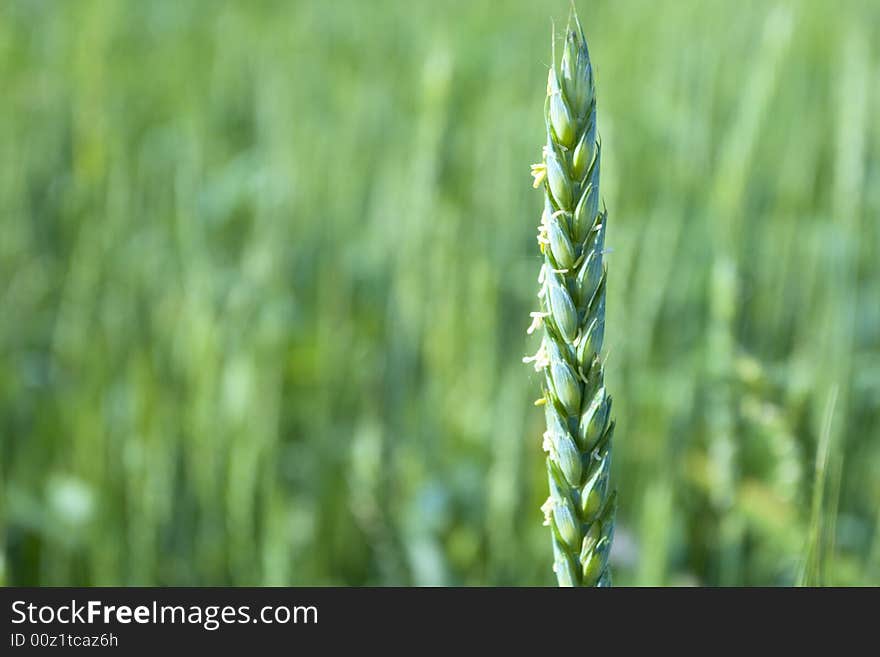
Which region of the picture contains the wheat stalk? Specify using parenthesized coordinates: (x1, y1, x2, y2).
(525, 10, 615, 587)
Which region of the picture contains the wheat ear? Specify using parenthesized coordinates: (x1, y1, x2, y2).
(525, 11, 615, 587)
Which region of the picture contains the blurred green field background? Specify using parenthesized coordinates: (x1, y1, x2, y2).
(1, 0, 878, 586)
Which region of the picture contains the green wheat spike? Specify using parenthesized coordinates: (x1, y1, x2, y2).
(525, 9, 615, 587)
